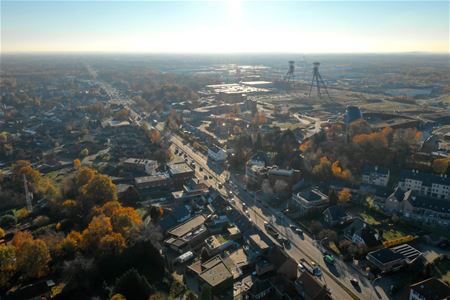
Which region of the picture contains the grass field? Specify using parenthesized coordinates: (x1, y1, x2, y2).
(383, 229, 406, 241)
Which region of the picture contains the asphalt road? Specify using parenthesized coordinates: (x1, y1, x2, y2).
(168, 130, 389, 300)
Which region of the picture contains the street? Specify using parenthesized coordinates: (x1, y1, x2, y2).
(167, 127, 389, 300)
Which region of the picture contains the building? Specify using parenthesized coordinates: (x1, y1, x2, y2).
(344, 106, 363, 125)
(294, 271, 333, 300)
(291, 188, 329, 216)
(188, 256, 234, 296)
(367, 243, 422, 273)
(362, 165, 390, 187)
(343, 218, 381, 248)
(323, 205, 351, 227)
(123, 158, 158, 175)
(167, 162, 194, 187)
(204, 234, 234, 256)
(134, 172, 170, 189)
(398, 169, 450, 200)
(409, 277, 450, 300)
(164, 215, 208, 254)
(208, 144, 227, 162)
(384, 188, 450, 229)
(267, 167, 300, 188)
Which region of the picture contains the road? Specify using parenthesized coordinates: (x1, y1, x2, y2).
(164, 125, 388, 300)
(86, 67, 385, 300)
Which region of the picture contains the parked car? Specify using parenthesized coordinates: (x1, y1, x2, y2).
(324, 254, 335, 264)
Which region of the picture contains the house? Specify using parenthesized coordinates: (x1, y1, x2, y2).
(323, 205, 351, 227)
(343, 218, 381, 248)
(367, 243, 422, 273)
(208, 144, 227, 162)
(204, 234, 234, 256)
(362, 165, 390, 187)
(398, 169, 450, 200)
(188, 256, 234, 297)
(167, 162, 194, 188)
(267, 167, 300, 188)
(247, 279, 272, 299)
(123, 158, 159, 175)
(134, 172, 171, 189)
(409, 277, 450, 300)
(384, 188, 450, 229)
(164, 215, 208, 254)
(294, 271, 333, 300)
(291, 187, 329, 216)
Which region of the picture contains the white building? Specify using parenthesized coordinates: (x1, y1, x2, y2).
(398, 169, 450, 200)
(362, 165, 390, 187)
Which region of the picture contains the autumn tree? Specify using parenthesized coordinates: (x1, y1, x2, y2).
(16, 239, 51, 279)
(12, 230, 33, 249)
(331, 161, 352, 180)
(79, 173, 118, 206)
(99, 232, 126, 256)
(338, 188, 351, 203)
(0, 227, 5, 238)
(81, 214, 113, 253)
(73, 159, 81, 169)
(312, 156, 332, 179)
(432, 157, 449, 174)
(0, 244, 16, 286)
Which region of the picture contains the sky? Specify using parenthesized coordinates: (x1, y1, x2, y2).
(1, 1, 449, 53)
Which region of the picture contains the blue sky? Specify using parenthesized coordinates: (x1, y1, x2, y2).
(1, 1, 448, 53)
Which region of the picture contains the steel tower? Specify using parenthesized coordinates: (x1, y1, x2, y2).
(308, 62, 331, 99)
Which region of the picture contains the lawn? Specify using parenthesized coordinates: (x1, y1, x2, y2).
(383, 229, 406, 241)
(360, 212, 381, 225)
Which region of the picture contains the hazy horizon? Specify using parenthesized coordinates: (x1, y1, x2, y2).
(2, 1, 449, 54)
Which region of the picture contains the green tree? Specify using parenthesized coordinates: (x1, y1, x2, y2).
(113, 268, 153, 300)
(79, 173, 118, 206)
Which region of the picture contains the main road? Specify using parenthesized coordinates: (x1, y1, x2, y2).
(165, 125, 388, 300)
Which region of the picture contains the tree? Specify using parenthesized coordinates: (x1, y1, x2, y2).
(0, 244, 16, 286)
(99, 232, 126, 256)
(312, 156, 332, 179)
(310, 221, 323, 235)
(73, 159, 81, 169)
(0, 215, 17, 229)
(113, 268, 153, 300)
(318, 229, 338, 243)
(120, 186, 141, 206)
(331, 161, 352, 180)
(111, 294, 126, 300)
(81, 214, 113, 253)
(338, 188, 351, 203)
(12, 230, 33, 249)
(79, 173, 118, 206)
(432, 157, 449, 174)
(97, 201, 143, 235)
(16, 207, 29, 220)
(80, 148, 89, 157)
(0, 227, 5, 238)
(329, 189, 338, 205)
(16, 239, 51, 279)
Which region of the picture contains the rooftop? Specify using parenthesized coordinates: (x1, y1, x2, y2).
(134, 172, 169, 184)
(410, 277, 450, 300)
(168, 162, 194, 175)
(199, 257, 233, 287)
(168, 215, 206, 238)
(367, 248, 405, 264)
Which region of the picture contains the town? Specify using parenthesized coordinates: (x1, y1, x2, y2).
(0, 53, 449, 300)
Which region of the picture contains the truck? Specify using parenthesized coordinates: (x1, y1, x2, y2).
(299, 258, 322, 277)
